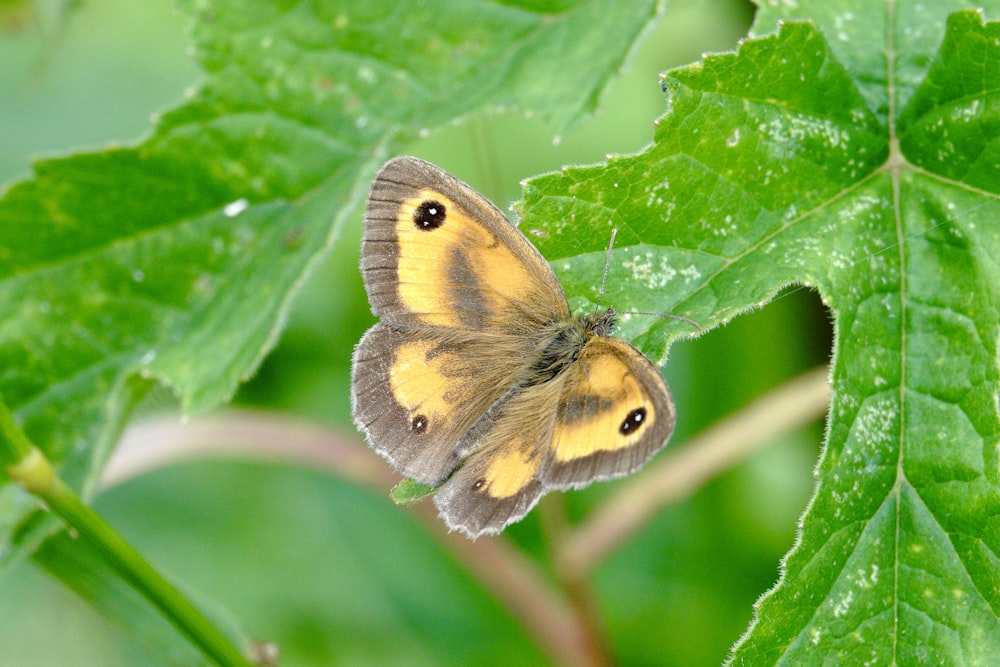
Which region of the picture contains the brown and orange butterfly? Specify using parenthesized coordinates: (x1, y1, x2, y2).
(351, 157, 675, 538)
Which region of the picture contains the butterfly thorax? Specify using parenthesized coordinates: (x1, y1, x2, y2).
(523, 308, 618, 387)
(580, 308, 618, 337)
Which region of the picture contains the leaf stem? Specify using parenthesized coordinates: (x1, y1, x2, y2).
(0, 398, 254, 667)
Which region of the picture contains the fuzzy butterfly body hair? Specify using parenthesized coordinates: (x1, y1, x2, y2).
(351, 156, 676, 538)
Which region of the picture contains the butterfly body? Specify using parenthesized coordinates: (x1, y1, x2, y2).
(351, 157, 675, 537)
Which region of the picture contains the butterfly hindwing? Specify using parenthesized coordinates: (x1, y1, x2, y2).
(351, 324, 536, 485)
(432, 380, 559, 536)
(544, 337, 676, 489)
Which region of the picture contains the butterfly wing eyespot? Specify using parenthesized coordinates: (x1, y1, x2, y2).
(410, 415, 429, 434)
(619, 407, 647, 434)
(412, 199, 446, 229)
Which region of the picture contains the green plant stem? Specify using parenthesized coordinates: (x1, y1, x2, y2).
(0, 399, 254, 667)
(0, 397, 34, 465)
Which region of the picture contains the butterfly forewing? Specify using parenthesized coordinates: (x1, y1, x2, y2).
(362, 157, 570, 332)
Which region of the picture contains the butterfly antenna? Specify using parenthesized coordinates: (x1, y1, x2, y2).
(598, 227, 703, 334)
(595, 228, 617, 314)
(628, 310, 704, 334)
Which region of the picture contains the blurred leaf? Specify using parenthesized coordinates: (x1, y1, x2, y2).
(33, 530, 246, 667)
(519, 6, 999, 665)
(0, 0, 661, 569)
(93, 462, 549, 667)
(0, 0, 34, 34)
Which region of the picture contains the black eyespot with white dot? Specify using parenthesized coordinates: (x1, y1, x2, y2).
(619, 407, 647, 435)
(472, 478, 485, 491)
(413, 199, 446, 230)
(411, 414, 428, 434)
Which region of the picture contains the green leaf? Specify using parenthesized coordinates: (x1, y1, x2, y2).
(0, 0, 660, 569)
(390, 479, 439, 506)
(518, 6, 1000, 666)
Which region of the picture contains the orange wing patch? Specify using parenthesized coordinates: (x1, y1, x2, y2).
(551, 352, 657, 463)
(395, 191, 539, 328)
(388, 340, 456, 431)
(478, 438, 542, 499)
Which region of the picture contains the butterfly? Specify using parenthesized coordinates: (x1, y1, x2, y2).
(351, 156, 675, 538)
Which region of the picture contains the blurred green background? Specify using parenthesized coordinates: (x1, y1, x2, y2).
(0, 1, 833, 665)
